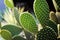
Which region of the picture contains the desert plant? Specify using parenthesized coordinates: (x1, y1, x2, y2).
(0, 0, 60, 40)
(1, 29, 12, 40)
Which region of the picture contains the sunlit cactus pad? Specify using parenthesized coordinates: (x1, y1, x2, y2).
(20, 12, 38, 34)
(4, 0, 14, 8)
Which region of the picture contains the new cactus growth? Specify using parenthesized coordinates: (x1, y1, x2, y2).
(49, 11, 58, 24)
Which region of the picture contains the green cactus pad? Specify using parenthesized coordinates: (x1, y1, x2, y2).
(12, 36, 26, 40)
(19, 12, 38, 34)
(1, 25, 22, 36)
(46, 20, 58, 35)
(1, 29, 12, 40)
(37, 26, 57, 40)
(34, 0, 49, 26)
(4, 0, 14, 8)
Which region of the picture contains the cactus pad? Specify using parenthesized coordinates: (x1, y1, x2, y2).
(37, 26, 57, 40)
(1, 29, 12, 40)
(4, 0, 14, 8)
(34, 0, 49, 26)
(19, 12, 38, 34)
(1, 25, 22, 36)
(46, 20, 58, 35)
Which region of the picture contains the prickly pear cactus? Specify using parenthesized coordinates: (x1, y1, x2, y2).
(34, 0, 49, 26)
(1, 0, 59, 40)
(1, 29, 12, 40)
(19, 12, 38, 34)
(46, 20, 58, 34)
(37, 26, 57, 40)
(1, 25, 22, 36)
(4, 0, 14, 8)
(34, 0, 58, 35)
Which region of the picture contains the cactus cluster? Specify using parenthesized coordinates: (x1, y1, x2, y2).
(0, 0, 60, 40)
(0, 25, 23, 40)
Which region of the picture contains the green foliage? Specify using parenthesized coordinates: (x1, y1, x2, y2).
(1, 0, 60, 40)
(46, 20, 58, 34)
(1, 25, 22, 36)
(4, 0, 14, 8)
(34, 0, 58, 35)
(34, 0, 49, 26)
(19, 12, 38, 34)
(1, 29, 12, 40)
(37, 26, 57, 40)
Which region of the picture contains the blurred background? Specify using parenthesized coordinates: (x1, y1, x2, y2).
(0, 0, 6, 22)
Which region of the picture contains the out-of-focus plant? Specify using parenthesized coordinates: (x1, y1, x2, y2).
(4, 0, 14, 8)
(3, 8, 17, 25)
(0, 0, 60, 40)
